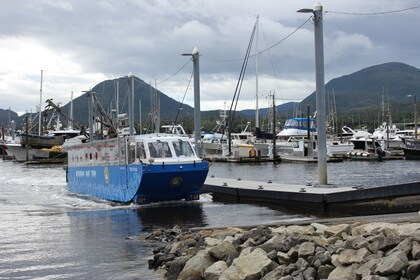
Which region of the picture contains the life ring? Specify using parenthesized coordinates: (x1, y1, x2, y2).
(248, 148, 257, 157)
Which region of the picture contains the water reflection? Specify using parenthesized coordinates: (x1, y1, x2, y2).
(69, 202, 207, 234)
(65, 203, 206, 279)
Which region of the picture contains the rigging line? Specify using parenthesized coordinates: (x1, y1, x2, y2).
(228, 22, 256, 127)
(157, 58, 192, 84)
(203, 16, 311, 63)
(259, 19, 283, 94)
(326, 5, 420, 16)
(254, 16, 311, 57)
(173, 70, 194, 125)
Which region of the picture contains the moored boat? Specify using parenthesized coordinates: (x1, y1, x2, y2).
(402, 138, 420, 160)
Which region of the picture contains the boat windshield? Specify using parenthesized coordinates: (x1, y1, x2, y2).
(284, 118, 315, 131)
(148, 141, 172, 158)
(173, 140, 195, 157)
(146, 139, 195, 158)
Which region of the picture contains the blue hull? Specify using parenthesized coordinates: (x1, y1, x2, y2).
(67, 162, 209, 203)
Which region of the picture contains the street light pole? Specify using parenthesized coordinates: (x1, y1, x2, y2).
(298, 2, 328, 186)
(182, 47, 202, 156)
(415, 95, 417, 139)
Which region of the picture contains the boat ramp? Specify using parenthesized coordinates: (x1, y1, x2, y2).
(202, 176, 420, 216)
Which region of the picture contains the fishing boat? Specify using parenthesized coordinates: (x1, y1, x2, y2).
(66, 133, 209, 204)
(402, 138, 420, 160)
(348, 136, 390, 161)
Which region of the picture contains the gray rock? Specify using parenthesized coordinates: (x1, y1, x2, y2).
(361, 276, 391, 280)
(367, 233, 400, 254)
(324, 224, 350, 237)
(312, 258, 322, 268)
(337, 248, 371, 265)
(283, 263, 299, 276)
(386, 237, 412, 256)
(327, 263, 359, 280)
(291, 271, 304, 280)
(208, 240, 237, 262)
(317, 264, 335, 280)
(356, 258, 380, 278)
(239, 225, 273, 245)
(311, 222, 329, 234)
(277, 251, 291, 264)
(260, 266, 286, 280)
(375, 250, 409, 275)
(178, 249, 215, 280)
(219, 248, 276, 280)
(285, 225, 315, 235)
(302, 266, 316, 280)
(205, 237, 223, 246)
(288, 246, 299, 260)
(344, 235, 369, 249)
(258, 234, 287, 253)
(299, 242, 315, 258)
(314, 250, 332, 266)
(204, 260, 228, 280)
(279, 235, 301, 253)
(312, 235, 330, 248)
(407, 260, 420, 280)
(351, 222, 398, 236)
(267, 249, 277, 260)
(412, 241, 420, 260)
(167, 255, 192, 280)
(295, 257, 309, 271)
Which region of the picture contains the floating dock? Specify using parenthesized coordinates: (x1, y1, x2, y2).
(202, 176, 420, 216)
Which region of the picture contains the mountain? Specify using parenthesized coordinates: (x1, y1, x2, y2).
(301, 62, 420, 126)
(59, 76, 195, 129)
(0, 108, 19, 128)
(2, 62, 420, 132)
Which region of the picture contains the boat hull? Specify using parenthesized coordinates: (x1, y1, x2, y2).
(67, 161, 209, 203)
(403, 138, 420, 160)
(20, 133, 64, 148)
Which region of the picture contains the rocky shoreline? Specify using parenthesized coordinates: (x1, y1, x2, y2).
(147, 217, 420, 280)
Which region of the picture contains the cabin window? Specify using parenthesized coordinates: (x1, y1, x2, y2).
(136, 143, 146, 159)
(173, 140, 194, 157)
(148, 141, 172, 158)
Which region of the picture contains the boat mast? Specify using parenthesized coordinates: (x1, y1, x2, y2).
(69, 91, 74, 129)
(255, 15, 259, 129)
(38, 70, 43, 135)
(128, 74, 135, 136)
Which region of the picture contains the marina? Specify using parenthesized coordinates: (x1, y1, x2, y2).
(1, 154, 420, 278)
(1, 1, 420, 278)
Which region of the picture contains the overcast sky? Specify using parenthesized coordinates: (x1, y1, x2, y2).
(1, 0, 419, 115)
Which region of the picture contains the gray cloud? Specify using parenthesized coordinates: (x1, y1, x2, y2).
(0, 0, 420, 114)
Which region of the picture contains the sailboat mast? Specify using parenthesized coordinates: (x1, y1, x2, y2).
(38, 70, 43, 135)
(255, 15, 259, 129)
(69, 91, 74, 129)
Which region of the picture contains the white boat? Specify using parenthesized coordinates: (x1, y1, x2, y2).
(348, 136, 391, 161)
(160, 124, 189, 137)
(371, 122, 403, 153)
(4, 143, 66, 162)
(326, 139, 354, 158)
(278, 137, 318, 163)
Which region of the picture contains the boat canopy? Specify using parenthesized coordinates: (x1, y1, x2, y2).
(283, 118, 316, 132)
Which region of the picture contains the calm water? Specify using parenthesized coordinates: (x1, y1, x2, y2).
(209, 159, 420, 188)
(0, 160, 312, 280)
(1, 159, 420, 279)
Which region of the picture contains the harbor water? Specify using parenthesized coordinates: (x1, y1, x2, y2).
(1, 159, 420, 279)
